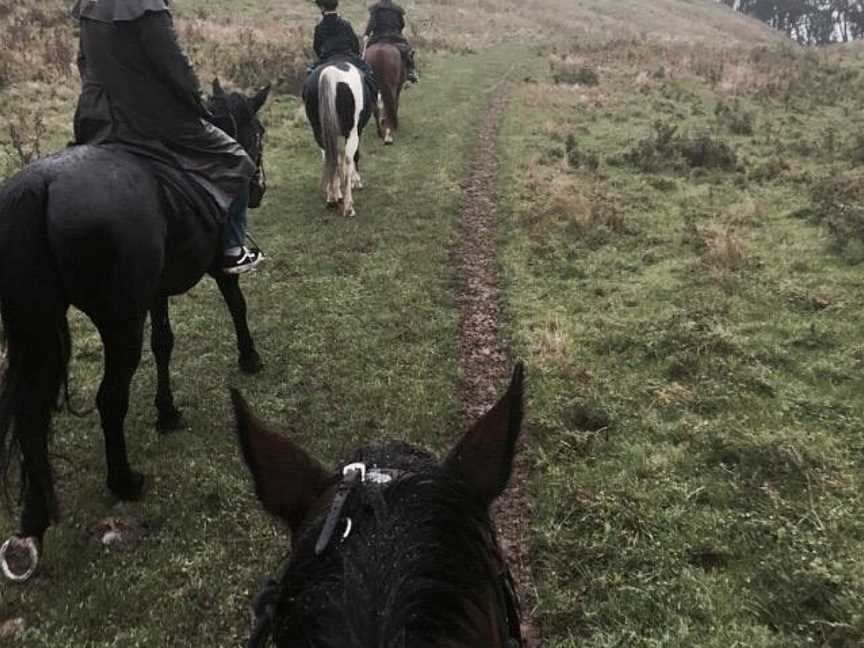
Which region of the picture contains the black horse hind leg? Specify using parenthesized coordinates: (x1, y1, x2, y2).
(150, 297, 185, 432)
(16, 336, 66, 543)
(215, 273, 263, 374)
(96, 318, 147, 500)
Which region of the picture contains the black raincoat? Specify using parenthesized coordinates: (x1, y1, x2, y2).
(313, 13, 361, 61)
(364, 2, 411, 54)
(365, 1, 406, 39)
(71, 0, 254, 218)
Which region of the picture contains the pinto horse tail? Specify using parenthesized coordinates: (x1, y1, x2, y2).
(0, 169, 68, 524)
(318, 68, 344, 191)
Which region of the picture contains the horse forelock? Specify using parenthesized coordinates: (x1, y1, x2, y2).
(207, 92, 255, 130)
(272, 445, 501, 647)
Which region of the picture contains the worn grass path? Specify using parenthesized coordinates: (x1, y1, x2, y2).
(0, 47, 536, 646)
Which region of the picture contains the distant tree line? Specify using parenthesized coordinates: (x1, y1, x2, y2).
(718, 0, 864, 44)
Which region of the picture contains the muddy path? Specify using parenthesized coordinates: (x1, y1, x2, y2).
(457, 88, 541, 647)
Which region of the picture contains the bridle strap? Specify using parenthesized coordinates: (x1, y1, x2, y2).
(246, 464, 524, 647)
(315, 465, 363, 555)
(496, 568, 524, 647)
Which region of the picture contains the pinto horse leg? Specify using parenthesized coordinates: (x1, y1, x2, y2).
(322, 151, 339, 209)
(342, 132, 360, 217)
(150, 297, 185, 433)
(97, 318, 147, 501)
(352, 149, 363, 190)
(215, 273, 263, 374)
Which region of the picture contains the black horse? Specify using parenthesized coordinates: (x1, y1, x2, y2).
(0, 80, 270, 579)
(232, 364, 526, 648)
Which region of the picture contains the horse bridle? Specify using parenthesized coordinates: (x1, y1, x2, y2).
(246, 463, 525, 648)
(212, 99, 267, 206)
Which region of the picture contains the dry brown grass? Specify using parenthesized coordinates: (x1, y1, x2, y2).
(0, 0, 788, 103)
(701, 225, 747, 269)
(557, 41, 809, 97)
(0, 0, 74, 88)
(530, 315, 574, 368)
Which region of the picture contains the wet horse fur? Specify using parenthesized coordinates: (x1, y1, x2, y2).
(365, 42, 407, 145)
(233, 364, 526, 647)
(0, 81, 270, 556)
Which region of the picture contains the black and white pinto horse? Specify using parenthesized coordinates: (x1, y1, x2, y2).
(304, 61, 373, 218)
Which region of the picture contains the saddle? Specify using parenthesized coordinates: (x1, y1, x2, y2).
(100, 142, 224, 284)
(305, 56, 378, 105)
(103, 143, 220, 220)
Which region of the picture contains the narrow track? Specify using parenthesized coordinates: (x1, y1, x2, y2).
(457, 89, 541, 648)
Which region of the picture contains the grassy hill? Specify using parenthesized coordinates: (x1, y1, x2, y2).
(5, 1, 864, 647)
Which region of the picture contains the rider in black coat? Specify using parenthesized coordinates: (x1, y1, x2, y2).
(71, 0, 262, 273)
(364, 0, 418, 83)
(309, 0, 377, 100)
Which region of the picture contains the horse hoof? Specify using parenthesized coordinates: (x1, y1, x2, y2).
(0, 536, 39, 582)
(326, 201, 339, 210)
(384, 138, 394, 146)
(239, 351, 264, 374)
(156, 408, 186, 434)
(108, 471, 148, 502)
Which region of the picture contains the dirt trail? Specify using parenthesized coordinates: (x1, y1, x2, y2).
(457, 90, 541, 647)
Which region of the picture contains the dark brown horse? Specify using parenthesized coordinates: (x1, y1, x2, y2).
(365, 42, 407, 145)
(233, 363, 526, 648)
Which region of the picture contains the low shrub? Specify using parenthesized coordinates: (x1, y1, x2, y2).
(565, 134, 599, 172)
(611, 121, 738, 174)
(808, 174, 864, 251)
(749, 157, 789, 183)
(553, 61, 599, 86)
(715, 99, 754, 136)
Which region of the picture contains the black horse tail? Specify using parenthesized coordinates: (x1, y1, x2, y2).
(318, 68, 343, 185)
(0, 170, 68, 519)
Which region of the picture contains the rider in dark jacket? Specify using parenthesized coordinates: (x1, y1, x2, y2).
(310, 0, 377, 99)
(71, 0, 262, 274)
(364, 0, 418, 83)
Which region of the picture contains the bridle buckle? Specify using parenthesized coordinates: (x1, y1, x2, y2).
(342, 462, 366, 482)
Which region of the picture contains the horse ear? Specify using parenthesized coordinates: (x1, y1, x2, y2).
(251, 84, 272, 113)
(212, 77, 226, 98)
(231, 389, 330, 534)
(444, 362, 524, 506)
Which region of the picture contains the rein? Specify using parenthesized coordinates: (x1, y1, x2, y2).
(246, 463, 525, 648)
(209, 96, 267, 201)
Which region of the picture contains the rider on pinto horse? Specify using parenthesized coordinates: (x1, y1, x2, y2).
(364, 0, 419, 84)
(71, 0, 263, 274)
(309, 0, 377, 100)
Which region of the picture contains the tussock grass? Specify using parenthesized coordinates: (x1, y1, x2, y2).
(500, 31, 864, 648)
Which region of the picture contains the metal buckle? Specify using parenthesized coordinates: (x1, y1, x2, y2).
(342, 462, 366, 482)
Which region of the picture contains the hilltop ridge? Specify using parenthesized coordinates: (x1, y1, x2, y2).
(173, 0, 786, 48)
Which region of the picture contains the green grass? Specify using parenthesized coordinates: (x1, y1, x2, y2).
(4, 0, 864, 645)
(500, 42, 864, 648)
(0, 48, 525, 646)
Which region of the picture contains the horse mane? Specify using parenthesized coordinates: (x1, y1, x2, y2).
(272, 443, 500, 647)
(206, 92, 253, 131)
